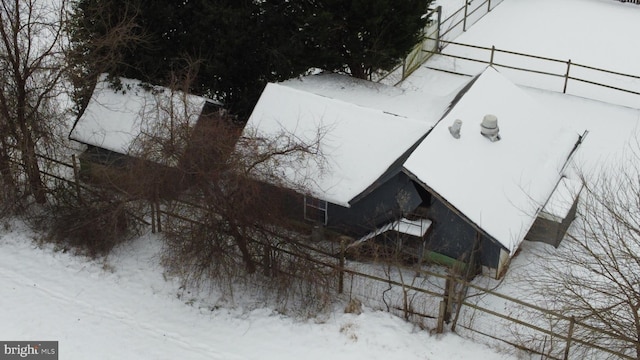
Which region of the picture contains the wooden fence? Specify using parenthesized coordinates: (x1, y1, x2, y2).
(399, 6, 441, 80)
(154, 197, 637, 359)
(382, 0, 505, 83)
(390, 0, 640, 109)
(16, 146, 639, 359)
(419, 38, 640, 106)
(439, 0, 504, 43)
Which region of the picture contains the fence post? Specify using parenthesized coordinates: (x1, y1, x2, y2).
(154, 187, 162, 232)
(338, 239, 345, 294)
(436, 300, 447, 333)
(488, 0, 492, 11)
(435, 6, 442, 53)
(489, 45, 495, 66)
(563, 59, 572, 93)
(263, 243, 272, 277)
(150, 201, 156, 233)
(463, 1, 469, 31)
(71, 154, 82, 201)
(443, 276, 454, 324)
(563, 316, 575, 360)
(155, 200, 162, 232)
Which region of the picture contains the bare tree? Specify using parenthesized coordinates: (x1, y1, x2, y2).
(530, 142, 640, 359)
(88, 69, 337, 310)
(160, 112, 335, 312)
(160, 110, 326, 273)
(66, 0, 147, 115)
(0, 0, 72, 203)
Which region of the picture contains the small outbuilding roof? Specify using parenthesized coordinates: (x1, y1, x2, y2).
(355, 218, 432, 244)
(539, 177, 583, 222)
(241, 82, 433, 207)
(69, 74, 218, 163)
(404, 67, 582, 254)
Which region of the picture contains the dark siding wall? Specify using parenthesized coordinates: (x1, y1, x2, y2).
(257, 172, 425, 240)
(82, 146, 132, 167)
(526, 217, 561, 247)
(526, 195, 579, 248)
(327, 172, 422, 238)
(80, 146, 188, 199)
(426, 196, 503, 268)
(561, 198, 579, 240)
(256, 181, 305, 223)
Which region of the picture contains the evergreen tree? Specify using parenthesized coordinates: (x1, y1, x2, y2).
(302, 0, 431, 79)
(70, 0, 309, 117)
(69, 0, 432, 117)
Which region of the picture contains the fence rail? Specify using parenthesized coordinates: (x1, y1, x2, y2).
(439, 0, 502, 40)
(390, 0, 640, 109)
(421, 38, 640, 104)
(381, 0, 504, 83)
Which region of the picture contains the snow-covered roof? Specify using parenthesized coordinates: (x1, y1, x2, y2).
(69, 75, 215, 160)
(355, 218, 432, 244)
(241, 82, 433, 207)
(282, 73, 453, 126)
(404, 67, 581, 254)
(539, 177, 583, 222)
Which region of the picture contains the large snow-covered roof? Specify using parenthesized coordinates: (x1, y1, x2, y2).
(282, 73, 453, 126)
(404, 67, 581, 254)
(69, 75, 214, 157)
(242, 82, 432, 207)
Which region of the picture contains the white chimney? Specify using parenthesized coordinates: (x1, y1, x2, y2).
(480, 114, 500, 142)
(449, 119, 462, 139)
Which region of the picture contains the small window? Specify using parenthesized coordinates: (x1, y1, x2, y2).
(304, 196, 327, 225)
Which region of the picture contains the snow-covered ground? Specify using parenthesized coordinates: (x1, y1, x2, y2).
(412, 0, 640, 108)
(2, 0, 640, 359)
(447, 0, 640, 74)
(394, 0, 640, 356)
(0, 220, 513, 360)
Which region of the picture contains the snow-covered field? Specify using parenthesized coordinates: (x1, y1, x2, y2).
(0, 220, 513, 360)
(415, 0, 640, 108)
(2, 0, 640, 359)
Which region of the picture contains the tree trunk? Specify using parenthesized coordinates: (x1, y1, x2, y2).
(235, 230, 257, 274)
(0, 139, 16, 193)
(633, 305, 640, 360)
(20, 136, 46, 204)
(349, 63, 367, 79)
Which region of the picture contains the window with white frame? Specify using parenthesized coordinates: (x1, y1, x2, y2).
(304, 196, 327, 225)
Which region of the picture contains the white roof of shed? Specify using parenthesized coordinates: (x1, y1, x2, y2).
(241, 82, 432, 207)
(355, 218, 432, 244)
(540, 177, 583, 222)
(404, 67, 581, 254)
(69, 75, 212, 158)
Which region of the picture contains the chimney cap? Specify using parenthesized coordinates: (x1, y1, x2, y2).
(481, 114, 500, 142)
(449, 119, 462, 139)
